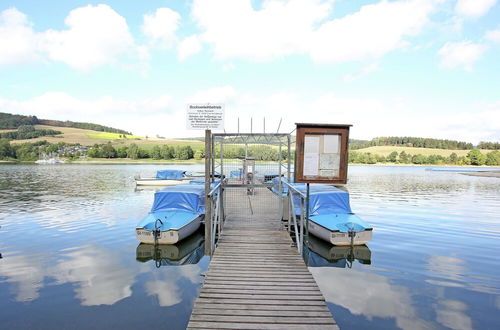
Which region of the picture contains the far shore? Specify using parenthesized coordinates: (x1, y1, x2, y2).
(2, 158, 499, 169)
(460, 170, 500, 178)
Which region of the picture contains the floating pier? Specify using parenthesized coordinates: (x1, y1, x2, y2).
(187, 187, 338, 329)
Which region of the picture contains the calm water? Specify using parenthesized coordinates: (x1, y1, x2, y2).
(0, 164, 499, 329)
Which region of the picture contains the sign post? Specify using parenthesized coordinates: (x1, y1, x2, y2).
(186, 104, 224, 256)
(204, 129, 212, 256)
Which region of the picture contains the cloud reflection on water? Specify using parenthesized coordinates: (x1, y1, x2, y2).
(0, 254, 46, 302)
(145, 265, 201, 307)
(0, 244, 201, 308)
(310, 267, 431, 330)
(435, 299, 472, 330)
(48, 245, 134, 306)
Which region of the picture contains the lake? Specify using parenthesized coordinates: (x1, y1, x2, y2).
(0, 164, 499, 329)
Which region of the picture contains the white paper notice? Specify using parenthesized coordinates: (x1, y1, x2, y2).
(319, 169, 339, 177)
(324, 134, 340, 154)
(320, 154, 340, 170)
(304, 136, 320, 153)
(303, 153, 319, 176)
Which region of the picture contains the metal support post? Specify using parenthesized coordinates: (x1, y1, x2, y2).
(204, 129, 212, 256)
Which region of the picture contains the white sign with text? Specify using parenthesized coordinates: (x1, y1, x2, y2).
(186, 104, 225, 130)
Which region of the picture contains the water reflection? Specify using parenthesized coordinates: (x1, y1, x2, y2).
(50, 245, 135, 306)
(0, 253, 46, 302)
(306, 235, 371, 268)
(1, 164, 499, 330)
(136, 231, 205, 267)
(145, 265, 203, 307)
(435, 298, 472, 330)
(0, 245, 134, 305)
(310, 267, 431, 330)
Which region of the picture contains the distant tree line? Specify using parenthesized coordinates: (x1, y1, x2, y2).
(477, 141, 500, 150)
(0, 125, 61, 140)
(349, 136, 474, 150)
(212, 145, 290, 161)
(349, 149, 500, 166)
(0, 140, 84, 161)
(86, 143, 196, 160)
(39, 120, 131, 135)
(0, 113, 38, 129)
(0, 112, 130, 134)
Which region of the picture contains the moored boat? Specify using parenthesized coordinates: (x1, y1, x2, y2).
(135, 185, 205, 244)
(135, 169, 196, 186)
(275, 178, 373, 246)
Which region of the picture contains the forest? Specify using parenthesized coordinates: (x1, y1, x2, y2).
(0, 112, 130, 134)
(349, 136, 474, 150)
(0, 125, 61, 140)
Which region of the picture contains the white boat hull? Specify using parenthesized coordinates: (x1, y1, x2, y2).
(308, 220, 373, 246)
(135, 215, 202, 244)
(135, 178, 191, 186)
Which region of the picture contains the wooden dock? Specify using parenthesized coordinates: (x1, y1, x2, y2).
(187, 187, 338, 329)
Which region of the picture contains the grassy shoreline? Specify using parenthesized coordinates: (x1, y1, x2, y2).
(3, 158, 498, 168)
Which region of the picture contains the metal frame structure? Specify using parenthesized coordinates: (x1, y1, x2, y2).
(211, 133, 292, 186)
(205, 132, 293, 255)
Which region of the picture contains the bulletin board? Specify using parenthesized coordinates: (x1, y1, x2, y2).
(294, 123, 351, 184)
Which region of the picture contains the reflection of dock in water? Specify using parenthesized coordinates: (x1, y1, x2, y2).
(136, 230, 204, 267)
(307, 235, 371, 268)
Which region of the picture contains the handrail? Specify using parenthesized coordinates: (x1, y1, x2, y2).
(282, 180, 306, 198)
(281, 179, 309, 256)
(207, 181, 222, 197)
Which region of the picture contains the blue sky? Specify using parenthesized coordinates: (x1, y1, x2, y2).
(0, 0, 499, 143)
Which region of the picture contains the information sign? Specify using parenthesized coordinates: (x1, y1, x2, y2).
(294, 123, 351, 184)
(186, 104, 224, 130)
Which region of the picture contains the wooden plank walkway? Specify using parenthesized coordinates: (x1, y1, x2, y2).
(187, 187, 338, 329)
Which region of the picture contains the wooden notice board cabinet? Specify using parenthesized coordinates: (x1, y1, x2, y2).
(294, 123, 351, 184)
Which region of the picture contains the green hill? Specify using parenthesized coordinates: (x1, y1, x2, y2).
(0, 112, 131, 135)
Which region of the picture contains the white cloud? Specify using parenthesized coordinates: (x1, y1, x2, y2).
(310, 0, 437, 63)
(142, 8, 180, 48)
(192, 0, 331, 61)
(43, 6, 132, 70)
(192, 0, 440, 63)
(485, 28, 500, 43)
(438, 41, 487, 71)
(343, 62, 380, 82)
(188, 86, 236, 103)
(2, 88, 497, 143)
(0, 92, 174, 137)
(42, 4, 135, 71)
(178, 35, 202, 60)
(0, 8, 41, 66)
(455, 0, 497, 18)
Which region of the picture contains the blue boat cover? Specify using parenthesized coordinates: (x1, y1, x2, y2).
(273, 177, 351, 215)
(293, 185, 352, 215)
(136, 210, 200, 231)
(230, 170, 242, 178)
(151, 185, 205, 214)
(156, 170, 186, 180)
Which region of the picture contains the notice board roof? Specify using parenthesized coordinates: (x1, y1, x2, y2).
(295, 123, 352, 129)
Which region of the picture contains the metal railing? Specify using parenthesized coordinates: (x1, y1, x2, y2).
(282, 181, 309, 256)
(207, 180, 224, 253)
